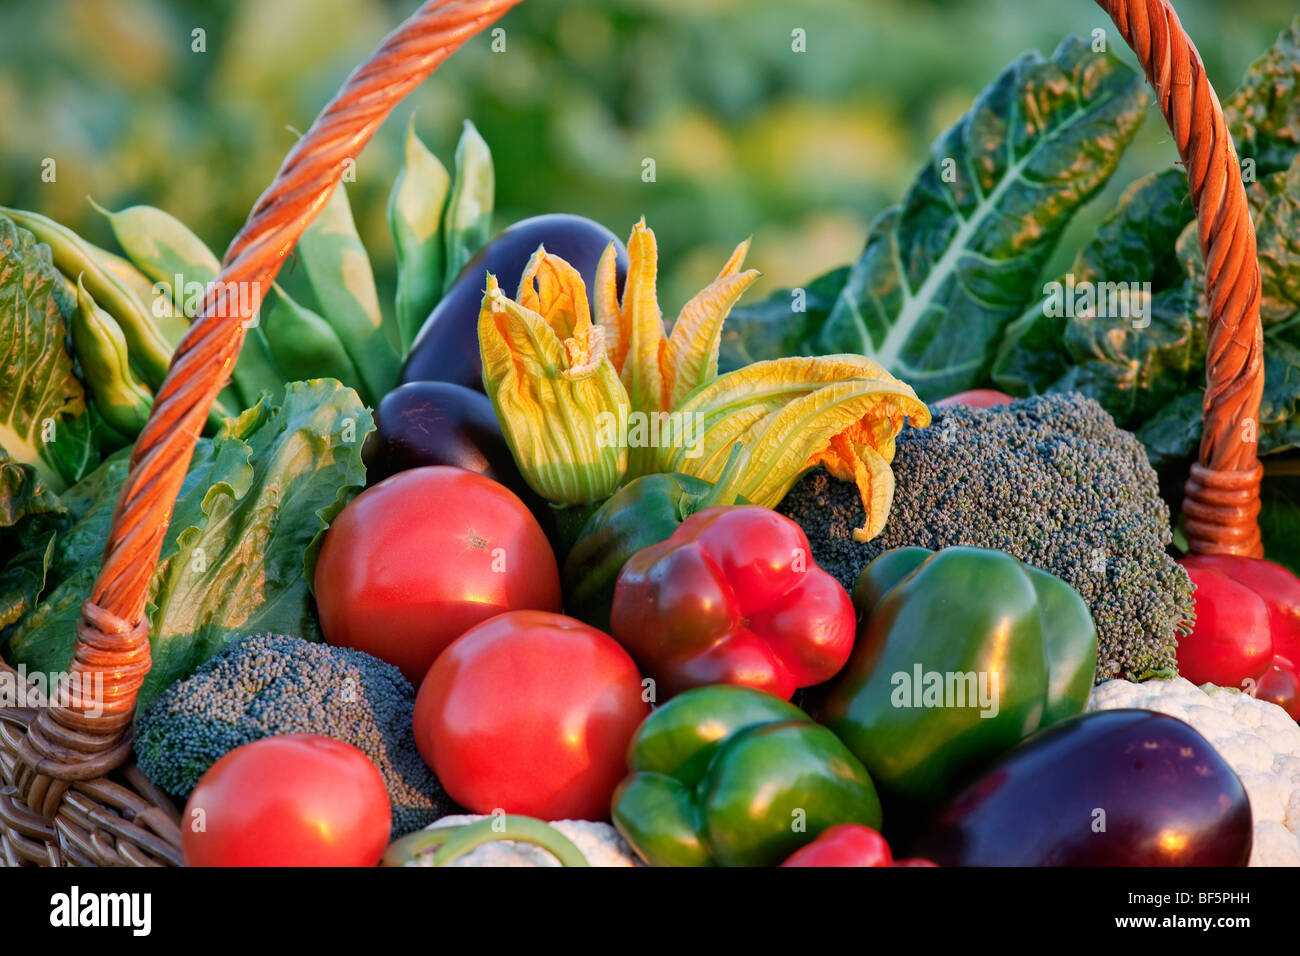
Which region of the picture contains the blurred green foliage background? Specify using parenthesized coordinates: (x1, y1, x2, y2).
(0, 0, 1292, 312)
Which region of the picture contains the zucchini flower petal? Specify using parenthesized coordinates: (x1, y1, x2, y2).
(592, 242, 626, 370)
(619, 217, 668, 416)
(663, 238, 760, 408)
(662, 358, 930, 540)
(479, 263, 629, 505)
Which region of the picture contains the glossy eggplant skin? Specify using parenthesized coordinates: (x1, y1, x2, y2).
(362, 382, 555, 536)
(400, 214, 629, 392)
(912, 709, 1253, 867)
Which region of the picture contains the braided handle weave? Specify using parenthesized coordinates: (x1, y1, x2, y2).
(3, 0, 1268, 838)
(1094, 0, 1266, 555)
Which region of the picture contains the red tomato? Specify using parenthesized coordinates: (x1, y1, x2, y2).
(1256, 656, 1300, 721)
(414, 610, 650, 820)
(314, 467, 562, 683)
(1180, 554, 1300, 664)
(932, 389, 1015, 408)
(1176, 565, 1273, 688)
(181, 735, 390, 867)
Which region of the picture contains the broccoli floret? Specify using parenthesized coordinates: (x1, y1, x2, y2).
(134, 633, 452, 837)
(779, 393, 1194, 682)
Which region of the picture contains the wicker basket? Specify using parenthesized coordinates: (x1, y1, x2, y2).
(0, 0, 1268, 866)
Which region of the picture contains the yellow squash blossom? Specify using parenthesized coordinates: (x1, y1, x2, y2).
(477, 221, 930, 539)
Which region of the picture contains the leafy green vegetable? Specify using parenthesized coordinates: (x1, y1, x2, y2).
(3, 380, 372, 707)
(808, 37, 1148, 400)
(992, 167, 1201, 422)
(0, 215, 88, 492)
(0, 458, 65, 631)
(718, 267, 847, 373)
(989, 18, 1300, 481)
(1259, 464, 1300, 576)
(1225, 18, 1300, 179)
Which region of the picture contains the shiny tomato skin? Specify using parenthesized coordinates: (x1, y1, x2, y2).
(1176, 565, 1273, 688)
(932, 389, 1015, 408)
(1256, 656, 1300, 721)
(414, 611, 650, 821)
(181, 735, 391, 867)
(314, 466, 561, 683)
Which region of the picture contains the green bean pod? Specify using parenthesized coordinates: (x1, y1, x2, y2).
(296, 183, 400, 405)
(388, 116, 451, 353)
(92, 201, 285, 407)
(263, 284, 363, 388)
(83, 236, 190, 348)
(441, 119, 494, 292)
(69, 276, 154, 437)
(0, 206, 174, 390)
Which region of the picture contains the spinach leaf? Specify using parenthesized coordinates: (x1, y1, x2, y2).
(814, 37, 1148, 400)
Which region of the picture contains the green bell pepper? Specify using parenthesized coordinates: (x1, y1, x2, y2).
(822, 546, 1097, 805)
(611, 685, 883, 867)
(562, 445, 749, 631)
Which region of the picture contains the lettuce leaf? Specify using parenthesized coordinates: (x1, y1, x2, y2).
(3, 380, 372, 706)
(0, 215, 87, 491)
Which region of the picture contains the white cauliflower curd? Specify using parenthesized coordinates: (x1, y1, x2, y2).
(1089, 677, 1300, 867)
(405, 815, 640, 867)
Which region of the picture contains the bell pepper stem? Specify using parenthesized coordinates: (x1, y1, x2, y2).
(688, 443, 751, 514)
(380, 816, 591, 867)
(380, 825, 466, 866)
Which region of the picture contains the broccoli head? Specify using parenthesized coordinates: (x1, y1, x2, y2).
(779, 393, 1194, 681)
(134, 633, 452, 837)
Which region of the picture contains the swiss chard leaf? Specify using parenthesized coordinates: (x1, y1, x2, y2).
(717, 266, 848, 373)
(992, 167, 1198, 407)
(1225, 17, 1300, 179)
(813, 37, 1148, 400)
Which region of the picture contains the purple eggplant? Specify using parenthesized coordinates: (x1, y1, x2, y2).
(911, 709, 1252, 866)
(400, 214, 629, 391)
(362, 381, 556, 537)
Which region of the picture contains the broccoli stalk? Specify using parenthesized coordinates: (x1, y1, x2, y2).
(779, 393, 1195, 681)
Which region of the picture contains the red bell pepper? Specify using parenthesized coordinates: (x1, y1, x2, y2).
(779, 824, 937, 867)
(1178, 555, 1300, 720)
(609, 505, 855, 701)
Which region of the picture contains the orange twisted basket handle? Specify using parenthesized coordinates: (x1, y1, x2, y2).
(0, 0, 1269, 865)
(1094, 0, 1265, 556)
(0, 0, 522, 866)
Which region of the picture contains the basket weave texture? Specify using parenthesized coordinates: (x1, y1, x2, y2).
(0, 0, 1266, 866)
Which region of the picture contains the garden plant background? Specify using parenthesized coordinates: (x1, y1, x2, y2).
(0, 0, 1291, 313)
